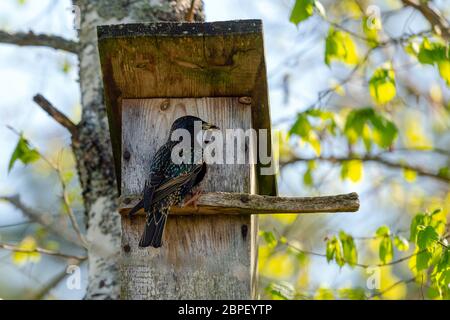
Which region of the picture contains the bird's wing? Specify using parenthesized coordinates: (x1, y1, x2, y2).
(149, 163, 205, 205)
(128, 143, 174, 216)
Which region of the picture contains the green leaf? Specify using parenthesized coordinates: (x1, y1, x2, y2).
(344, 108, 398, 150)
(289, 112, 324, 155)
(369, 112, 398, 148)
(303, 168, 313, 186)
(416, 250, 432, 271)
(379, 236, 393, 264)
(436, 248, 450, 273)
(265, 283, 293, 300)
(290, 0, 315, 25)
(326, 237, 336, 262)
(369, 65, 396, 104)
(403, 167, 417, 182)
(377, 226, 393, 264)
(303, 160, 316, 186)
(438, 167, 449, 180)
(362, 15, 382, 46)
(438, 60, 450, 86)
(417, 225, 439, 250)
(61, 60, 71, 74)
(260, 230, 278, 248)
(289, 113, 311, 138)
(394, 235, 409, 251)
(410, 213, 425, 242)
(325, 28, 359, 66)
(327, 236, 345, 267)
(8, 134, 40, 172)
(315, 288, 334, 300)
(339, 231, 358, 267)
(340, 160, 363, 183)
(415, 38, 450, 86)
(417, 38, 447, 66)
(376, 225, 390, 237)
(338, 288, 366, 300)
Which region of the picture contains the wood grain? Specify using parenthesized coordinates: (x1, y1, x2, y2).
(119, 192, 360, 215)
(121, 97, 255, 299)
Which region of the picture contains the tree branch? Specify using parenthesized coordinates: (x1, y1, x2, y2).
(281, 155, 449, 183)
(119, 192, 360, 215)
(401, 0, 450, 40)
(286, 241, 422, 269)
(0, 30, 78, 53)
(0, 242, 86, 261)
(185, 0, 197, 22)
(0, 195, 84, 247)
(58, 169, 89, 248)
(32, 260, 85, 300)
(33, 94, 78, 139)
(368, 277, 417, 299)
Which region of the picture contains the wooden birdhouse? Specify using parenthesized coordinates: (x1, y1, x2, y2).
(97, 20, 359, 300)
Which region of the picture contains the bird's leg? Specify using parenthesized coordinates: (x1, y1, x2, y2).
(183, 188, 203, 209)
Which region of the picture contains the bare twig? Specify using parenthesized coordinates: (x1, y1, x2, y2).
(33, 94, 78, 139)
(185, 0, 197, 22)
(33, 268, 71, 300)
(58, 170, 89, 248)
(0, 30, 78, 53)
(401, 0, 450, 40)
(32, 260, 85, 300)
(285, 241, 422, 269)
(368, 277, 417, 299)
(281, 155, 449, 183)
(274, 48, 373, 125)
(0, 242, 86, 261)
(4, 126, 87, 248)
(378, 147, 450, 157)
(0, 195, 83, 247)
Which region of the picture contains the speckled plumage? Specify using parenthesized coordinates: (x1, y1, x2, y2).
(128, 116, 217, 248)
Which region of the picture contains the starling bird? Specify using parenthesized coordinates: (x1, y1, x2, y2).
(128, 116, 219, 248)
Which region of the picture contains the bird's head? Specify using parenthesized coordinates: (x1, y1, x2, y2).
(169, 116, 219, 137)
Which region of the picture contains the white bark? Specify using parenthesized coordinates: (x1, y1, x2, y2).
(73, 0, 204, 299)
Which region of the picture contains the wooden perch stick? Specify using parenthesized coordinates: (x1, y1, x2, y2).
(119, 192, 359, 216)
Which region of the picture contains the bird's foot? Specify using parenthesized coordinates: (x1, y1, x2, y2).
(183, 189, 202, 209)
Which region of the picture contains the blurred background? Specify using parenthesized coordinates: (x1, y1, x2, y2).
(0, 0, 448, 299)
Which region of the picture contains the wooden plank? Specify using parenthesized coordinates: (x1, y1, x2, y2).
(97, 20, 276, 197)
(121, 97, 255, 299)
(119, 192, 360, 215)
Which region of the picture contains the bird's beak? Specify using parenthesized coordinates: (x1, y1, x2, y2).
(202, 122, 220, 130)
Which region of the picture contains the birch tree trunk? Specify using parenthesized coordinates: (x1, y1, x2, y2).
(73, 0, 204, 299)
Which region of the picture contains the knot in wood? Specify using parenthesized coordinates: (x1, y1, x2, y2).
(123, 150, 131, 161)
(238, 97, 252, 105)
(240, 194, 250, 203)
(241, 224, 248, 240)
(160, 100, 170, 111)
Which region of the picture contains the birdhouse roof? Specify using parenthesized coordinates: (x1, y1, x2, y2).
(97, 20, 276, 196)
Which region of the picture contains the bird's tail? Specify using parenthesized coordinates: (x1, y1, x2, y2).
(139, 208, 168, 248)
